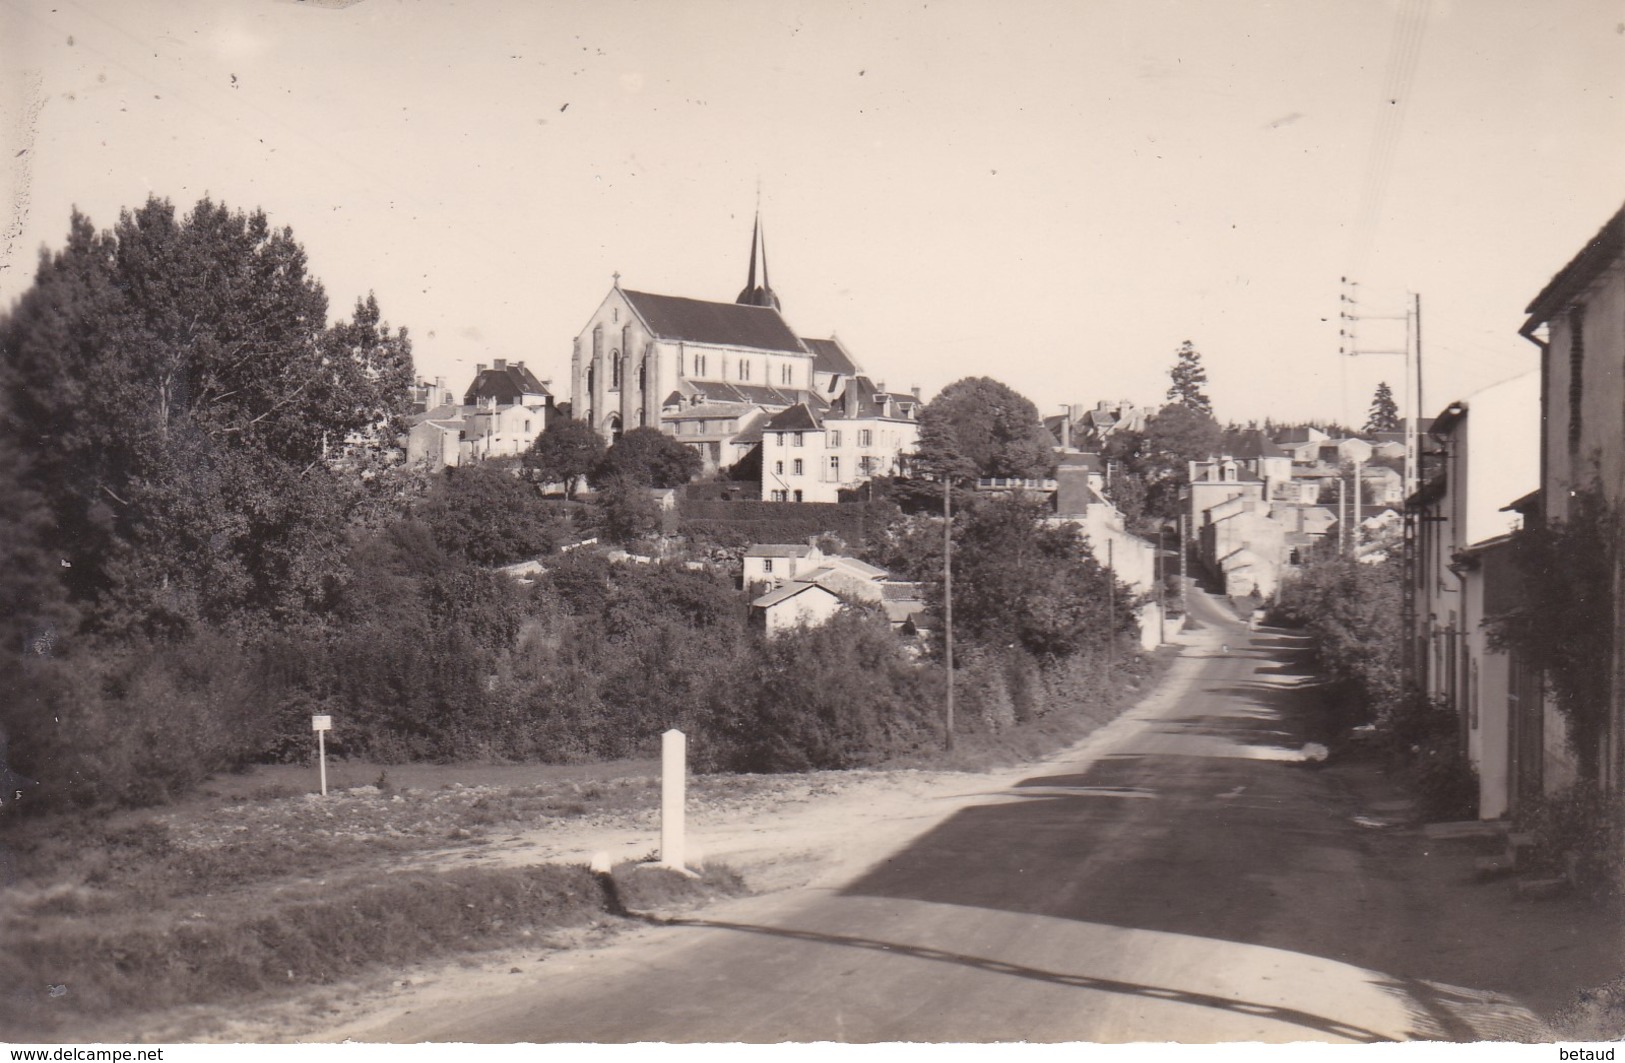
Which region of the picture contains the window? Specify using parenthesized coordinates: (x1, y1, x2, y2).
(860, 456, 878, 476)
(763, 559, 774, 574)
(772, 489, 788, 502)
(776, 432, 785, 447)
(829, 456, 840, 481)
(858, 429, 872, 447)
(793, 432, 803, 447)
(781, 364, 793, 386)
(793, 490, 803, 502)
(739, 360, 751, 382)
(774, 461, 784, 475)
(828, 429, 841, 448)
(694, 353, 707, 376)
(792, 459, 804, 476)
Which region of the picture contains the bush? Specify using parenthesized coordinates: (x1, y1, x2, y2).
(5, 634, 267, 811)
(1372, 689, 1477, 821)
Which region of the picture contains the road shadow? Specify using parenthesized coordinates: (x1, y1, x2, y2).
(644, 914, 1391, 1043)
(831, 627, 1548, 1034)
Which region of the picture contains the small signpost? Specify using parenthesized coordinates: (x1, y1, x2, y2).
(311, 714, 332, 796)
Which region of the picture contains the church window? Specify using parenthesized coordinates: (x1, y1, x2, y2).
(611, 351, 621, 388)
(792, 459, 804, 476)
(638, 360, 646, 392)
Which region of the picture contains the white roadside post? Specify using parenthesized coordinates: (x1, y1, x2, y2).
(660, 728, 686, 871)
(312, 714, 332, 796)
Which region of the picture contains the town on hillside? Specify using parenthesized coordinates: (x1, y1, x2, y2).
(4, 1, 1624, 1046)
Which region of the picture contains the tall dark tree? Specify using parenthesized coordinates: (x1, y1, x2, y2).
(593, 426, 701, 488)
(914, 377, 1053, 481)
(0, 196, 414, 635)
(524, 417, 606, 498)
(1165, 340, 1212, 416)
(1365, 380, 1400, 434)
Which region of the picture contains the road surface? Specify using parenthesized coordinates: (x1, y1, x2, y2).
(341, 588, 1547, 1043)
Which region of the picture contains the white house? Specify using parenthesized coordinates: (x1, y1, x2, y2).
(1411, 370, 1541, 819)
(759, 379, 920, 503)
(750, 581, 844, 636)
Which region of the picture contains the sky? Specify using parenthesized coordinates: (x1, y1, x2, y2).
(2, 0, 1622, 428)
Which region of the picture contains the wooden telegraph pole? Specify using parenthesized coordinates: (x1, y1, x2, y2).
(943, 475, 955, 751)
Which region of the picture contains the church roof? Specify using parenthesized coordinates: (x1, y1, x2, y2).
(803, 336, 859, 376)
(622, 290, 807, 354)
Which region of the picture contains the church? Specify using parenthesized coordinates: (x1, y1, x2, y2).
(569, 216, 865, 475)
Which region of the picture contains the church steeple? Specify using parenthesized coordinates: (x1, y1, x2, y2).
(735, 212, 781, 311)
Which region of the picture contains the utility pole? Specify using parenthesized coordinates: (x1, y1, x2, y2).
(942, 475, 955, 752)
(1341, 278, 1425, 689)
(1106, 539, 1116, 674)
(1178, 512, 1189, 617)
(1339, 278, 1419, 497)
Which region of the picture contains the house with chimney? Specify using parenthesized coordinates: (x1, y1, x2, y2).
(759, 378, 920, 503)
(405, 358, 556, 467)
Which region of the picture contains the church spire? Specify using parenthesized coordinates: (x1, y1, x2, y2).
(735, 211, 781, 311)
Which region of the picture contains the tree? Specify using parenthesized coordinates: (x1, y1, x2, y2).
(1165, 340, 1212, 416)
(418, 462, 571, 566)
(594, 477, 663, 544)
(0, 196, 415, 635)
(524, 418, 606, 498)
(936, 495, 1135, 659)
(1103, 403, 1221, 529)
(914, 377, 1054, 481)
(594, 426, 702, 488)
(1365, 381, 1400, 434)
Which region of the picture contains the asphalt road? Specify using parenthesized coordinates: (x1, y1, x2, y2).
(345, 588, 1548, 1043)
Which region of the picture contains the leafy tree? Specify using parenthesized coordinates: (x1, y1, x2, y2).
(593, 477, 664, 544)
(524, 418, 606, 498)
(594, 426, 702, 488)
(1365, 381, 1400, 434)
(1165, 340, 1212, 416)
(903, 494, 1134, 660)
(418, 462, 571, 566)
(914, 377, 1054, 480)
(0, 196, 414, 635)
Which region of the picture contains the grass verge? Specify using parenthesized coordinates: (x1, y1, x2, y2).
(1, 859, 744, 1038)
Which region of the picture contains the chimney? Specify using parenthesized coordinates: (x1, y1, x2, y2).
(911, 385, 922, 402)
(493, 358, 507, 370)
(476, 363, 488, 374)
(515, 360, 525, 369)
(1060, 406, 1072, 450)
